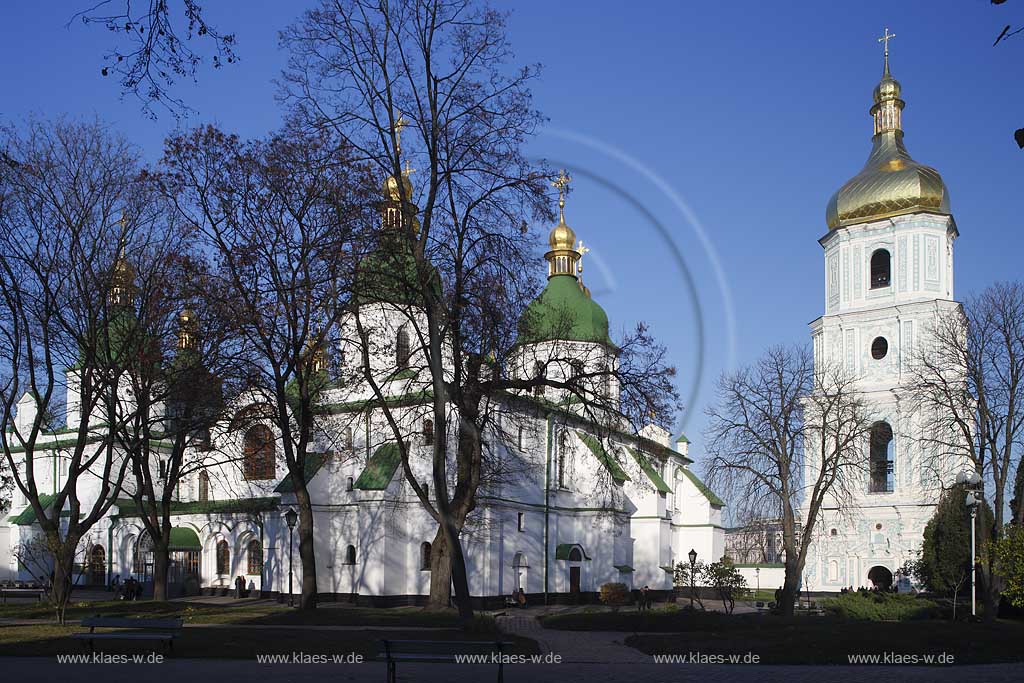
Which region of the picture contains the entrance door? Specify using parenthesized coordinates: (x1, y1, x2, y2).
(569, 566, 581, 594)
(88, 545, 106, 586)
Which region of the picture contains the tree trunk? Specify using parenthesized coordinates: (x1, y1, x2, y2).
(151, 541, 170, 602)
(294, 486, 318, 610)
(442, 515, 474, 623)
(427, 527, 453, 609)
(49, 539, 77, 626)
(778, 559, 801, 617)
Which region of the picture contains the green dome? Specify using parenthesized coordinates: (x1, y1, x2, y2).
(517, 275, 613, 347)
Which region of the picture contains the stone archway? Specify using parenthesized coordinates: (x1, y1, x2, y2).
(868, 565, 893, 590)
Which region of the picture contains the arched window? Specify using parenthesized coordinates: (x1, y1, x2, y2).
(869, 421, 895, 493)
(423, 419, 434, 446)
(345, 545, 357, 565)
(870, 249, 891, 289)
(830, 528, 838, 537)
(828, 559, 839, 582)
(396, 326, 411, 369)
(346, 476, 354, 492)
(132, 534, 153, 575)
(420, 542, 432, 571)
(243, 425, 276, 480)
(216, 540, 230, 575)
(533, 362, 544, 397)
(198, 471, 210, 502)
(247, 539, 263, 575)
(567, 546, 583, 562)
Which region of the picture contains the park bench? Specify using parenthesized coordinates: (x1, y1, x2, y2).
(378, 639, 515, 683)
(72, 616, 183, 653)
(0, 587, 45, 603)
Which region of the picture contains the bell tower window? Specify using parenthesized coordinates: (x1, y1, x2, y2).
(870, 249, 891, 289)
(869, 421, 894, 493)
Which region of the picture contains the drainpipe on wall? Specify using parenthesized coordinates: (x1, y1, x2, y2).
(543, 412, 554, 605)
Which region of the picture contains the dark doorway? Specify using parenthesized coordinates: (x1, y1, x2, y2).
(569, 566, 581, 594)
(868, 565, 893, 590)
(88, 545, 106, 586)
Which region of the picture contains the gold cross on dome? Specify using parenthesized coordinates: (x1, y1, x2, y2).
(576, 239, 590, 273)
(552, 169, 571, 222)
(393, 112, 409, 153)
(403, 159, 416, 177)
(878, 27, 895, 68)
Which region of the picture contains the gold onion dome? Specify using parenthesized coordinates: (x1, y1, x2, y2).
(825, 34, 950, 230)
(383, 172, 414, 201)
(549, 219, 577, 251)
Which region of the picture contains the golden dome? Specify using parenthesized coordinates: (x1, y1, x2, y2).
(549, 218, 577, 251)
(826, 59, 950, 230)
(382, 173, 413, 201)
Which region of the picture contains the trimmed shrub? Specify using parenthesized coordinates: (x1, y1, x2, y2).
(599, 582, 630, 607)
(824, 591, 940, 621)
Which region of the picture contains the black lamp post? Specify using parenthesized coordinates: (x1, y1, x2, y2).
(688, 548, 698, 609)
(956, 470, 983, 619)
(285, 508, 297, 608)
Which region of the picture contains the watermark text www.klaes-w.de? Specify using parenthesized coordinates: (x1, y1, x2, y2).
(255, 652, 365, 664)
(56, 653, 166, 664)
(848, 652, 955, 665)
(453, 652, 563, 665)
(652, 652, 760, 664)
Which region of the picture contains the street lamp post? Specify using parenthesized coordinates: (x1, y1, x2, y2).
(285, 508, 298, 608)
(956, 471, 983, 619)
(688, 548, 698, 609)
(755, 566, 760, 595)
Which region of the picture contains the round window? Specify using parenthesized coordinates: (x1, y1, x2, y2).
(871, 337, 888, 360)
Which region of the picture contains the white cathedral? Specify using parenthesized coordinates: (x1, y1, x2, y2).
(0, 161, 725, 604)
(801, 39, 964, 592)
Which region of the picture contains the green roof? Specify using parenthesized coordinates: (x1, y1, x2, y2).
(516, 275, 615, 347)
(614, 564, 635, 573)
(353, 443, 402, 490)
(8, 493, 57, 525)
(114, 497, 279, 517)
(274, 452, 331, 494)
(679, 467, 725, 507)
(626, 447, 672, 494)
(575, 431, 630, 484)
(675, 434, 690, 444)
(169, 526, 202, 550)
(555, 543, 591, 560)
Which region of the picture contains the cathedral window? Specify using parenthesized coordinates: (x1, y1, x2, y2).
(533, 362, 544, 397)
(247, 539, 263, 575)
(346, 476, 354, 492)
(243, 425, 276, 480)
(869, 422, 894, 493)
(396, 326, 412, 369)
(216, 540, 230, 575)
(198, 471, 210, 502)
(420, 542, 432, 571)
(870, 249, 891, 289)
(345, 545, 357, 565)
(423, 419, 434, 446)
(871, 336, 888, 360)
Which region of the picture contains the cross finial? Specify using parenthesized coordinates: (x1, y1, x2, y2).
(576, 239, 590, 273)
(403, 159, 416, 177)
(878, 27, 895, 73)
(552, 169, 571, 222)
(393, 112, 409, 155)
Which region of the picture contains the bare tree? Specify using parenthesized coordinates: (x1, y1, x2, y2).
(158, 123, 373, 609)
(906, 282, 1024, 619)
(282, 0, 680, 620)
(704, 345, 870, 617)
(72, 1, 237, 118)
(0, 118, 157, 621)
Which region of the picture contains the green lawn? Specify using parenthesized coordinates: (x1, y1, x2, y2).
(0, 599, 467, 628)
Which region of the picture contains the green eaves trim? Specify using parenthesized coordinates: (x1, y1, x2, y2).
(679, 468, 725, 507)
(614, 564, 635, 573)
(575, 431, 630, 484)
(626, 447, 672, 494)
(660, 565, 675, 573)
(275, 452, 331, 493)
(8, 493, 57, 525)
(168, 526, 202, 550)
(113, 496, 279, 517)
(353, 443, 402, 490)
(555, 543, 591, 560)
(732, 563, 785, 569)
(317, 390, 433, 415)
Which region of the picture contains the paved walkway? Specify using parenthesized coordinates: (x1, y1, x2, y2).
(3, 657, 1024, 682)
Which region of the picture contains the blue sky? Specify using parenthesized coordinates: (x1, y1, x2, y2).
(2, 1, 1021, 469)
